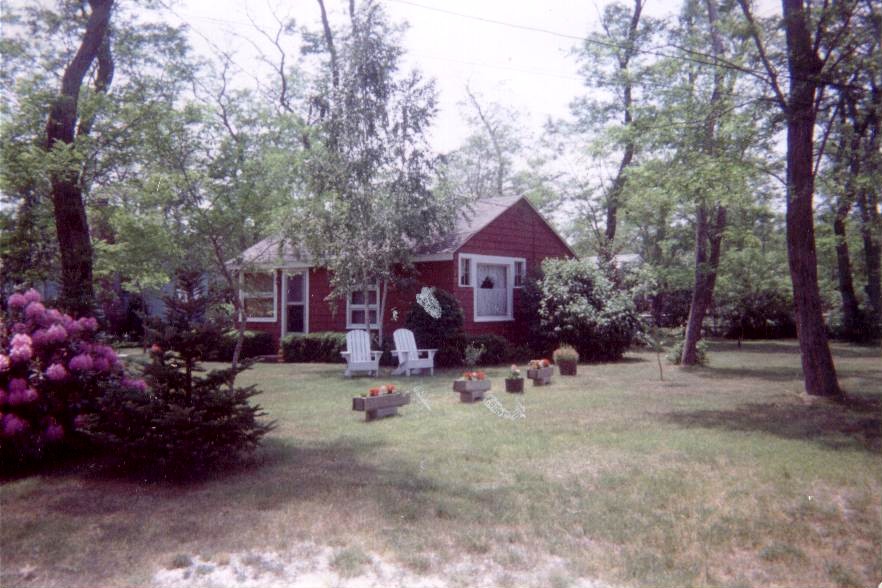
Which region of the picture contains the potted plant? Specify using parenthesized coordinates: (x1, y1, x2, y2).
(505, 364, 524, 393)
(453, 370, 491, 402)
(553, 345, 579, 376)
(526, 359, 553, 385)
(353, 383, 409, 421)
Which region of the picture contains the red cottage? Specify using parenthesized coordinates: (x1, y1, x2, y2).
(229, 196, 575, 345)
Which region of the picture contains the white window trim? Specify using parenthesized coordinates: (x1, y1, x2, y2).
(459, 255, 472, 287)
(460, 254, 525, 323)
(240, 270, 278, 323)
(346, 285, 381, 330)
(514, 260, 526, 288)
(282, 270, 309, 336)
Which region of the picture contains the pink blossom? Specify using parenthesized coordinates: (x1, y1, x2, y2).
(44, 419, 64, 442)
(7, 293, 27, 309)
(123, 378, 148, 393)
(11, 333, 32, 348)
(46, 324, 68, 344)
(68, 353, 94, 372)
(46, 363, 68, 381)
(62, 316, 81, 335)
(8, 378, 26, 394)
(9, 345, 32, 363)
(77, 317, 99, 332)
(0, 388, 6, 405)
(12, 322, 27, 334)
(47, 309, 64, 323)
(93, 357, 110, 373)
(23, 288, 42, 303)
(23, 387, 38, 403)
(31, 329, 50, 347)
(25, 301, 46, 321)
(0, 355, 9, 372)
(2, 414, 28, 436)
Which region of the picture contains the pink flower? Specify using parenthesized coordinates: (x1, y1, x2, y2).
(25, 301, 46, 321)
(0, 355, 9, 372)
(9, 345, 32, 363)
(93, 357, 110, 373)
(46, 324, 68, 343)
(44, 419, 64, 442)
(8, 378, 26, 394)
(47, 309, 64, 323)
(46, 363, 68, 381)
(2, 414, 28, 436)
(68, 353, 94, 372)
(11, 333, 32, 348)
(23, 387, 38, 403)
(77, 317, 98, 332)
(12, 322, 27, 334)
(31, 329, 50, 347)
(0, 388, 6, 405)
(123, 378, 148, 393)
(23, 288, 42, 303)
(62, 316, 81, 335)
(7, 293, 27, 309)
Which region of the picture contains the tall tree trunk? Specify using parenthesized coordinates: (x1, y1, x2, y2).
(680, 0, 727, 366)
(602, 0, 643, 255)
(782, 0, 840, 396)
(45, 0, 114, 316)
(833, 196, 862, 334)
(857, 187, 881, 327)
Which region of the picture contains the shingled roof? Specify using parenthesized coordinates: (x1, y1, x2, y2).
(229, 195, 543, 269)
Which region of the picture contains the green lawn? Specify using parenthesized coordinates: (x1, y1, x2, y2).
(2, 340, 880, 587)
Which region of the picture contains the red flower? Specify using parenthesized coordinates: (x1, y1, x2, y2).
(387, 384, 396, 393)
(462, 371, 472, 380)
(476, 371, 486, 380)
(369, 387, 380, 397)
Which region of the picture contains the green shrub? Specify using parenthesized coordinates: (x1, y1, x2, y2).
(405, 287, 466, 367)
(666, 338, 709, 366)
(532, 259, 640, 362)
(281, 332, 347, 363)
(208, 330, 277, 362)
(553, 345, 579, 363)
(463, 342, 485, 367)
(721, 289, 797, 340)
(465, 334, 515, 366)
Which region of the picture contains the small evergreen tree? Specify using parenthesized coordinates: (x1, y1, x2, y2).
(85, 270, 273, 476)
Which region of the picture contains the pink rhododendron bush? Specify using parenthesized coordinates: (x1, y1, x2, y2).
(0, 289, 145, 467)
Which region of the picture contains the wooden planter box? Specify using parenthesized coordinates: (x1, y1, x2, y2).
(352, 392, 411, 421)
(505, 378, 524, 393)
(452, 379, 491, 403)
(558, 361, 577, 376)
(527, 366, 554, 386)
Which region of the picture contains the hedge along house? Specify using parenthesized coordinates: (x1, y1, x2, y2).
(228, 196, 575, 346)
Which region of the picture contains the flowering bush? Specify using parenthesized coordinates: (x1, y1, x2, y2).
(365, 383, 398, 397)
(528, 359, 552, 370)
(0, 289, 145, 467)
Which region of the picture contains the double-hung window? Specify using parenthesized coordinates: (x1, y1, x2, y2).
(241, 271, 277, 322)
(347, 286, 380, 329)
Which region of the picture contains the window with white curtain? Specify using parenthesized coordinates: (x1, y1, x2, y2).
(459, 254, 524, 322)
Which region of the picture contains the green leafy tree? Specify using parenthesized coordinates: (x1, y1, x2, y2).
(300, 0, 458, 345)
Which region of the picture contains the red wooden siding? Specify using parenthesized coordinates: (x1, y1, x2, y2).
(455, 199, 573, 342)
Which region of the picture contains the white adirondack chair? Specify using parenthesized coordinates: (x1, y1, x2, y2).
(341, 330, 382, 377)
(391, 328, 437, 376)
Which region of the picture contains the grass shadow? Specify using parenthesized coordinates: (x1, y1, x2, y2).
(709, 339, 881, 359)
(666, 397, 881, 453)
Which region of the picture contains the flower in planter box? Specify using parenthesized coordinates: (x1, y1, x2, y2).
(508, 365, 522, 380)
(541, 358, 552, 368)
(528, 359, 541, 370)
(461, 372, 473, 381)
(385, 383, 396, 394)
(369, 387, 381, 397)
(379, 385, 388, 395)
(475, 371, 486, 381)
